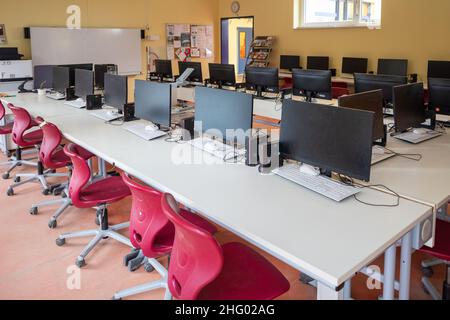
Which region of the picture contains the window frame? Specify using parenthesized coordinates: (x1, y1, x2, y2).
(293, 0, 382, 29)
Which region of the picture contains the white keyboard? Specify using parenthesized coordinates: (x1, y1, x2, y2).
(64, 100, 86, 109)
(46, 92, 66, 100)
(394, 130, 442, 144)
(90, 109, 123, 122)
(188, 137, 245, 161)
(273, 164, 361, 202)
(124, 124, 167, 141)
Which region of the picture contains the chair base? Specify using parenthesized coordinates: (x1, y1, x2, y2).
(56, 220, 132, 268)
(8, 170, 68, 196)
(113, 258, 172, 300)
(1, 147, 38, 180)
(30, 189, 72, 229)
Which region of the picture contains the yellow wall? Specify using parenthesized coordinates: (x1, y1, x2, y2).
(219, 0, 450, 81)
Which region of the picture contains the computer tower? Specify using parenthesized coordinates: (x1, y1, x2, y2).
(179, 116, 195, 141)
(86, 94, 103, 110)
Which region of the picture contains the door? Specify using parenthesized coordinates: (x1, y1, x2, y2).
(237, 27, 253, 74)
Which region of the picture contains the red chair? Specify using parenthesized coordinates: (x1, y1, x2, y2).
(332, 87, 350, 99)
(29, 121, 94, 229)
(332, 81, 348, 89)
(55, 143, 132, 268)
(113, 173, 217, 300)
(161, 193, 290, 300)
(419, 219, 450, 300)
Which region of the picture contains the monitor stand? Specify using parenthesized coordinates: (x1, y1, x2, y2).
(373, 125, 388, 147)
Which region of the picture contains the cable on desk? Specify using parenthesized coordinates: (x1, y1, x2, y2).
(382, 146, 423, 162)
(338, 175, 401, 208)
(105, 118, 124, 127)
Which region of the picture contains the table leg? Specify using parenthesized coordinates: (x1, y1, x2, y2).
(399, 231, 412, 300)
(98, 158, 106, 178)
(383, 244, 397, 300)
(317, 282, 344, 300)
(343, 279, 352, 300)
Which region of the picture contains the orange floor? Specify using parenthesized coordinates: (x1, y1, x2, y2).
(0, 152, 446, 300)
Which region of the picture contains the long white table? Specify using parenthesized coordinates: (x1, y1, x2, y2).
(1, 93, 435, 300)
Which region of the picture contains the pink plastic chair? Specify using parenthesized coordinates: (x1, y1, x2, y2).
(113, 173, 217, 300)
(332, 87, 351, 99)
(161, 193, 290, 300)
(29, 121, 94, 229)
(55, 143, 132, 268)
(0, 101, 15, 174)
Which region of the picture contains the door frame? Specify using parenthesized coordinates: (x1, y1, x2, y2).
(220, 16, 255, 65)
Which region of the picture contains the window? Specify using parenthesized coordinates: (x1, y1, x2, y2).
(294, 0, 382, 29)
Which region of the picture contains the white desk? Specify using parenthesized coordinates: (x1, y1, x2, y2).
(1, 93, 434, 300)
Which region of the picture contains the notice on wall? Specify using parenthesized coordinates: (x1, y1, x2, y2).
(166, 24, 213, 60)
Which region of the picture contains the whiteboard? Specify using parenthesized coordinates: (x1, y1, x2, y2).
(30, 27, 142, 75)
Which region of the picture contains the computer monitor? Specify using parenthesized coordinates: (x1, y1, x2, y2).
(34, 65, 54, 89)
(307, 56, 329, 71)
(58, 64, 93, 86)
(292, 69, 332, 101)
(428, 78, 450, 116)
(428, 61, 450, 79)
(393, 83, 426, 133)
(342, 57, 368, 75)
(178, 61, 203, 83)
(245, 67, 279, 97)
(134, 80, 172, 128)
(154, 60, 173, 80)
(74, 69, 94, 100)
(94, 64, 118, 89)
(208, 63, 236, 88)
(195, 86, 253, 145)
(104, 73, 128, 111)
(279, 100, 374, 182)
(280, 55, 300, 71)
(338, 90, 385, 143)
(354, 73, 408, 106)
(377, 59, 408, 77)
(52, 67, 70, 94)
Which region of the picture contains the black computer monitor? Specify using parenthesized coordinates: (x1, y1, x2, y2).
(292, 69, 332, 101)
(195, 87, 253, 145)
(377, 59, 408, 77)
(342, 57, 368, 75)
(393, 83, 426, 133)
(245, 67, 279, 97)
(74, 69, 94, 100)
(134, 80, 172, 128)
(154, 60, 173, 79)
(94, 64, 117, 89)
(428, 61, 450, 79)
(354, 73, 408, 107)
(52, 67, 70, 94)
(58, 64, 93, 86)
(104, 73, 128, 111)
(280, 55, 300, 71)
(34, 65, 54, 89)
(307, 56, 329, 71)
(280, 100, 374, 182)
(178, 61, 203, 83)
(428, 78, 450, 116)
(208, 63, 236, 88)
(338, 90, 385, 143)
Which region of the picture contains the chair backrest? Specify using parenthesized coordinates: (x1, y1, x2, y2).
(63, 143, 92, 207)
(161, 193, 224, 300)
(39, 121, 63, 168)
(332, 87, 351, 99)
(0, 100, 5, 121)
(122, 173, 174, 258)
(8, 104, 34, 147)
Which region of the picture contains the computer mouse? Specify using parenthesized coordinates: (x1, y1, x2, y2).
(76, 98, 84, 102)
(204, 142, 218, 153)
(299, 164, 321, 176)
(372, 146, 385, 155)
(413, 128, 429, 135)
(145, 124, 159, 132)
(107, 110, 116, 116)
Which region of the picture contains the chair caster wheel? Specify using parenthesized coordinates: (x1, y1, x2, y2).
(61, 192, 68, 199)
(144, 261, 155, 273)
(2, 173, 10, 180)
(48, 220, 57, 229)
(128, 255, 145, 272)
(421, 266, 434, 278)
(56, 238, 66, 247)
(30, 207, 38, 215)
(53, 189, 62, 197)
(123, 249, 140, 267)
(6, 151, 12, 158)
(7, 188, 14, 197)
(14, 177, 21, 183)
(43, 189, 50, 196)
(76, 259, 86, 268)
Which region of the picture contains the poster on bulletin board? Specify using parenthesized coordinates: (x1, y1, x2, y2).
(166, 24, 213, 60)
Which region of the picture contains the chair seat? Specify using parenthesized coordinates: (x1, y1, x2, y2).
(0, 122, 13, 135)
(79, 176, 131, 207)
(50, 147, 94, 169)
(420, 219, 450, 261)
(151, 209, 218, 256)
(198, 242, 290, 300)
(22, 129, 43, 146)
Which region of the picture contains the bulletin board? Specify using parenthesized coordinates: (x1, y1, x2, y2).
(166, 24, 214, 61)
